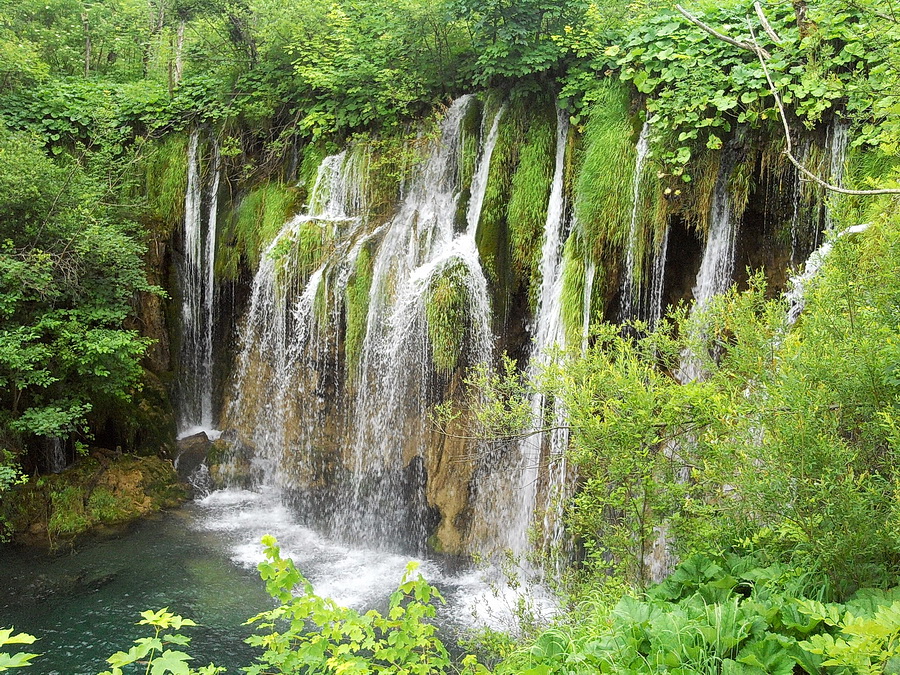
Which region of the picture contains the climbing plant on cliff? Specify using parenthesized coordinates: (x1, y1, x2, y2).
(605, 0, 900, 178)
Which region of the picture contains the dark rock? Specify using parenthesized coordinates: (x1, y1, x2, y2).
(174, 432, 211, 481)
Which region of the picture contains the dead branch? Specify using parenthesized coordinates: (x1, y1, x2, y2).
(754, 2, 783, 43)
(675, 4, 770, 59)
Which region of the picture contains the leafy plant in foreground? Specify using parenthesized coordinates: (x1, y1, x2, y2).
(0, 628, 38, 671)
(245, 534, 488, 674)
(98, 608, 223, 675)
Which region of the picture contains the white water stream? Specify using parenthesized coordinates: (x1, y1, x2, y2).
(178, 130, 221, 437)
(621, 121, 652, 322)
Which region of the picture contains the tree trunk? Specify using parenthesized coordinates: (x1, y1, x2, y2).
(174, 19, 185, 84)
(792, 0, 815, 37)
(82, 10, 91, 77)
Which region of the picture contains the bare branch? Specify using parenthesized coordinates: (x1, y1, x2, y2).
(675, 4, 770, 59)
(754, 2, 783, 43)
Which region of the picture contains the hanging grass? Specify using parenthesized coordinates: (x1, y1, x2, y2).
(299, 141, 328, 197)
(454, 97, 484, 231)
(507, 101, 556, 309)
(560, 225, 614, 347)
(476, 98, 526, 309)
(834, 146, 900, 228)
(574, 81, 635, 259)
(344, 243, 374, 377)
(216, 182, 300, 279)
(270, 218, 333, 291)
(425, 263, 469, 375)
(139, 133, 188, 235)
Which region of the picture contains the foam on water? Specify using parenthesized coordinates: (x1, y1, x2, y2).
(194, 488, 549, 629)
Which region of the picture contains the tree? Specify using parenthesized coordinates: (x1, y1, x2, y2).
(0, 126, 155, 469)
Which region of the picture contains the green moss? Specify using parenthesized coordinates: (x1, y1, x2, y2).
(729, 153, 754, 223)
(507, 102, 556, 308)
(299, 141, 327, 196)
(216, 182, 300, 279)
(4, 455, 185, 542)
(344, 243, 374, 377)
(140, 134, 188, 235)
(475, 99, 525, 307)
(560, 230, 587, 347)
(425, 263, 469, 375)
(574, 81, 635, 259)
(454, 98, 484, 231)
(269, 218, 333, 289)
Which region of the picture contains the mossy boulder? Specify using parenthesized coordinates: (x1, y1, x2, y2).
(1, 452, 187, 544)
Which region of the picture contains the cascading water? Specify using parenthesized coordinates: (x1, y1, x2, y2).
(678, 154, 739, 383)
(790, 139, 814, 265)
(648, 224, 670, 327)
(178, 130, 220, 436)
(786, 222, 870, 324)
(227, 97, 497, 552)
(620, 121, 652, 322)
(336, 97, 497, 549)
(474, 109, 571, 559)
(823, 119, 850, 233)
(225, 149, 366, 508)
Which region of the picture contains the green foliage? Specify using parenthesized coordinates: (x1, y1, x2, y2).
(469, 206, 900, 591)
(0, 628, 38, 672)
(450, 0, 587, 86)
(0, 127, 154, 456)
(495, 551, 900, 675)
(611, 2, 900, 177)
(98, 608, 223, 675)
(344, 244, 374, 378)
(245, 535, 489, 674)
(800, 595, 900, 673)
(425, 264, 470, 375)
(286, 0, 471, 137)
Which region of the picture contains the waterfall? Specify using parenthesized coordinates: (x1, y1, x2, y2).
(648, 224, 670, 327)
(678, 157, 739, 380)
(178, 130, 220, 436)
(336, 96, 496, 549)
(226, 97, 496, 552)
(823, 119, 849, 233)
(786, 223, 870, 324)
(790, 139, 813, 265)
(620, 121, 652, 322)
(225, 150, 365, 499)
(478, 107, 570, 558)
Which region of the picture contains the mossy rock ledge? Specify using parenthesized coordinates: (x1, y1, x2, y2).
(1, 451, 187, 545)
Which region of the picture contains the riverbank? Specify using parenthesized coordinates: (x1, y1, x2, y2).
(0, 451, 187, 546)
